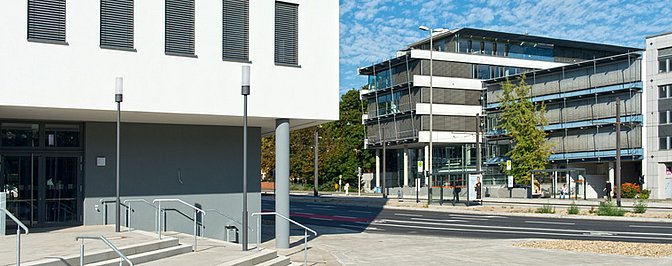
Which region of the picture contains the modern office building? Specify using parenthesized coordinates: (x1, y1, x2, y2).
(484, 52, 643, 199)
(645, 31, 672, 199)
(0, 0, 339, 242)
(359, 28, 640, 199)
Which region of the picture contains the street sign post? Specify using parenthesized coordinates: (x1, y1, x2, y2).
(506, 160, 512, 171)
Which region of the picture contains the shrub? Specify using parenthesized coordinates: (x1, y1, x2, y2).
(567, 202, 580, 215)
(536, 204, 555, 214)
(633, 200, 648, 214)
(620, 183, 641, 198)
(638, 189, 651, 200)
(597, 201, 627, 216)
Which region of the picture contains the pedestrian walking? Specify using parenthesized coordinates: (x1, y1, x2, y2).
(345, 182, 350, 196)
(560, 184, 568, 199)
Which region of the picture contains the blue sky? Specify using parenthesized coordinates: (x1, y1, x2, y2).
(339, 0, 672, 94)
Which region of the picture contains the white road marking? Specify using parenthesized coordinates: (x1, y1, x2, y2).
(525, 221, 575, 225)
(334, 215, 357, 219)
(394, 213, 423, 217)
(449, 214, 500, 219)
(629, 225, 672, 229)
(348, 210, 373, 214)
(411, 218, 467, 223)
(308, 217, 333, 221)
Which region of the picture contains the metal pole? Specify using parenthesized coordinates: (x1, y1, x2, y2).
(304, 230, 308, 266)
(193, 211, 197, 252)
(127, 204, 131, 231)
(115, 100, 121, 233)
(382, 128, 387, 198)
(158, 202, 162, 239)
(241, 66, 250, 251)
(476, 114, 481, 173)
(79, 240, 84, 266)
(17, 228, 21, 266)
(428, 28, 434, 205)
(616, 97, 622, 207)
(358, 167, 362, 197)
(314, 129, 319, 197)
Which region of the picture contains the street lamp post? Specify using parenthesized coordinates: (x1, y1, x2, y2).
(241, 66, 251, 251)
(616, 97, 621, 207)
(115, 77, 123, 233)
(419, 26, 445, 205)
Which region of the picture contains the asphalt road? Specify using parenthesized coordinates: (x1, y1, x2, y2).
(261, 195, 672, 244)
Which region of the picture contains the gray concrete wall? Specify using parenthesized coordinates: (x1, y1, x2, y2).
(82, 122, 261, 242)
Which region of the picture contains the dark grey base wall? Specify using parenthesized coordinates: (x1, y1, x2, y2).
(82, 122, 261, 241)
(84, 193, 260, 242)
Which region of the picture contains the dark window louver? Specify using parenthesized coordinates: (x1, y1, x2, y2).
(275, 1, 298, 66)
(223, 0, 249, 62)
(100, 0, 134, 50)
(165, 0, 195, 56)
(28, 0, 67, 43)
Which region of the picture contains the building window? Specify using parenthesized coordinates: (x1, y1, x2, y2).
(659, 47, 672, 73)
(27, 0, 67, 44)
(661, 137, 670, 150)
(1, 123, 39, 147)
(222, 0, 249, 62)
(45, 124, 81, 147)
(275, 1, 298, 66)
(100, 0, 134, 50)
(661, 111, 669, 124)
(165, 0, 195, 57)
(660, 85, 671, 99)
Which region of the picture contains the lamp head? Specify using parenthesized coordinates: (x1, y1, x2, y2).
(418, 25, 430, 31)
(115, 77, 123, 102)
(241, 65, 250, 96)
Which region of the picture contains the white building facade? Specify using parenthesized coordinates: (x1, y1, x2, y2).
(0, 0, 338, 241)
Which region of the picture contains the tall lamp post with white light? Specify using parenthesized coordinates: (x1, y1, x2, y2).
(115, 77, 123, 233)
(418, 26, 445, 204)
(241, 66, 251, 251)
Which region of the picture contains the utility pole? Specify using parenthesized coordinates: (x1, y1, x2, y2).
(476, 114, 482, 173)
(616, 97, 622, 207)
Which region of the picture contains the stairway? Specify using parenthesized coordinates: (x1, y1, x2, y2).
(22, 237, 191, 266)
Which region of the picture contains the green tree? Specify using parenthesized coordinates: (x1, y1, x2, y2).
(498, 76, 551, 185)
(260, 87, 375, 190)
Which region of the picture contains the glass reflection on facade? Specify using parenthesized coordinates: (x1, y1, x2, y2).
(1, 123, 39, 147)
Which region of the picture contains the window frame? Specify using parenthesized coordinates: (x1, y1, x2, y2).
(27, 0, 68, 45)
(274, 1, 300, 67)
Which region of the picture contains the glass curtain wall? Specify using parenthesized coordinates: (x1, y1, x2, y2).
(456, 36, 554, 62)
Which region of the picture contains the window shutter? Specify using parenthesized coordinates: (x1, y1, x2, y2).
(660, 47, 672, 57)
(222, 0, 249, 61)
(165, 0, 195, 56)
(275, 2, 298, 65)
(100, 0, 134, 50)
(28, 0, 66, 43)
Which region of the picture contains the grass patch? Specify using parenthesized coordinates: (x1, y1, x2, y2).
(596, 201, 627, 216)
(633, 200, 648, 214)
(567, 202, 580, 215)
(536, 204, 555, 214)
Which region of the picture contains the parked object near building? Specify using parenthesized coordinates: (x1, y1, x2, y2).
(0, 0, 339, 245)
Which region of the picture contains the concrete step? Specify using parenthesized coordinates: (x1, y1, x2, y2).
(23, 237, 180, 266)
(88, 244, 193, 266)
(220, 249, 277, 266)
(255, 255, 290, 266)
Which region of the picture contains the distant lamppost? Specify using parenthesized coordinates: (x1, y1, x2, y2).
(419, 25, 445, 204)
(241, 66, 251, 251)
(314, 128, 319, 197)
(115, 77, 123, 233)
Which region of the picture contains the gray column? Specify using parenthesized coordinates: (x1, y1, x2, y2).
(275, 119, 290, 249)
(0, 192, 6, 236)
(403, 147, 409, 187)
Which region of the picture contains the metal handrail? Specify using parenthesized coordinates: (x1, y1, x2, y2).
(123, 199, 159, 233)
(251, 212, 317, 266)
(1, 208, 29, 266)
(203, 209, 253, 240)
(75, 235, 133, 266)
(98, 199, 131, 226)
(153, 199, 205, 252)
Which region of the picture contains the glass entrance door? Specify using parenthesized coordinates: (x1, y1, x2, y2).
(1, 155, 38, 226)
(44, 156, 79, 223)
